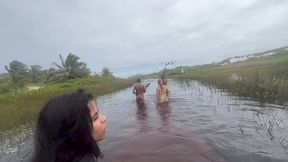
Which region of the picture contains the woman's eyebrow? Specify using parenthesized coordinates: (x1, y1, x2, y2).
(92, 111, 99, 118)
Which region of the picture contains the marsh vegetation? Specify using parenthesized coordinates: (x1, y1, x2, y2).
(167, 48, 288, 105)
(0, 53, 134, 131)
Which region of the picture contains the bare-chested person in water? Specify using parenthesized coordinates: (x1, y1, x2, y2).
(133, 78, 150, 104)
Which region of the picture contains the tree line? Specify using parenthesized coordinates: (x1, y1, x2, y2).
(3, 53, 113, 92)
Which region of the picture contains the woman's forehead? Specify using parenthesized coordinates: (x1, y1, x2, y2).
(89, 100, 98, 111)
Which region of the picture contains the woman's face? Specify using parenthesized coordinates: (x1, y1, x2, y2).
(88, 100, 107, 142)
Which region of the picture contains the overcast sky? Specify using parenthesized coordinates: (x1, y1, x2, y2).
(1, 0, 288, 77)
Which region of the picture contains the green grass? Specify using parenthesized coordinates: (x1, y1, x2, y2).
(0, 76, 134, 131)
(168, 50, 288, 104)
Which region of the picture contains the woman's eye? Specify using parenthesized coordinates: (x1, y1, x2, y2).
(92, 112, 99, 121)
(93, 116, 98, 121)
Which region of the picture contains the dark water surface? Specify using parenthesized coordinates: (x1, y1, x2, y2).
(1, 79, 288, 162)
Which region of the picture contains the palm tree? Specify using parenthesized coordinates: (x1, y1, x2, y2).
(51, 53, 90, 80)
(102, 67, 113, 77)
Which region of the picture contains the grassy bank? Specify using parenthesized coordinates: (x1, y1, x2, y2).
(168, 49, 288, 104)
(0, 76, 134, 131)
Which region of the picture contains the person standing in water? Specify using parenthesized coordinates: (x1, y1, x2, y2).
(156, 79, 169, 104)
(133, 78, 150, 104)
(160, 74, 169, 96)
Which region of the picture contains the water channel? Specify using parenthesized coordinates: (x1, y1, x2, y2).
(1, 79, 288, 162)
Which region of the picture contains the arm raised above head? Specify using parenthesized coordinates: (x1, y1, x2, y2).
(143, 84, 146, 93)
(143, 82, 150, 93)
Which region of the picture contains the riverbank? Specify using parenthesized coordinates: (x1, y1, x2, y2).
(168, 49, 288, 105)
(0, 76, 134, 131)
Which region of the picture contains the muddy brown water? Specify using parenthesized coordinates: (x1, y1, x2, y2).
(1, 79, 288, 162)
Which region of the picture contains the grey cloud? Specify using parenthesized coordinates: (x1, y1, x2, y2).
(1, 0, 288, 77)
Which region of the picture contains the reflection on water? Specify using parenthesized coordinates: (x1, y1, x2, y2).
(135, 103, 149, 133)
(1, 79, 288, 162)
(156, 103, 171, 127)
(136, 103, 148, 121)
(0, 123, 34, 162)
(175, 79, 288, 152)
(155, 103, 172, 135)
(0, 123, 33, 153)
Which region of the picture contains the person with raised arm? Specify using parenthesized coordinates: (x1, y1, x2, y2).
(133, 78, 150, 104)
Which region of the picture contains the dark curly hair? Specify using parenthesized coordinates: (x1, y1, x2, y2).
(33, 89, 101, 162)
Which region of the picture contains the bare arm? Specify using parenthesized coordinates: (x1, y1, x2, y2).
(143, 85, 146, 93)
(156, 87, 161, 101)
(146, 82, 150, 88)
(143, 83, 150, 93)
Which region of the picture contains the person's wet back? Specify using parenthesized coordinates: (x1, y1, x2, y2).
(32, 89, 107, 162)
(132, 78, 150, 104)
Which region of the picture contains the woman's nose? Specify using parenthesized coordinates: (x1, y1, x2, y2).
(100, 114, 107, 123)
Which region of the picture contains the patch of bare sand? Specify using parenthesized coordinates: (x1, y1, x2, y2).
(26, 85, 41, 91)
